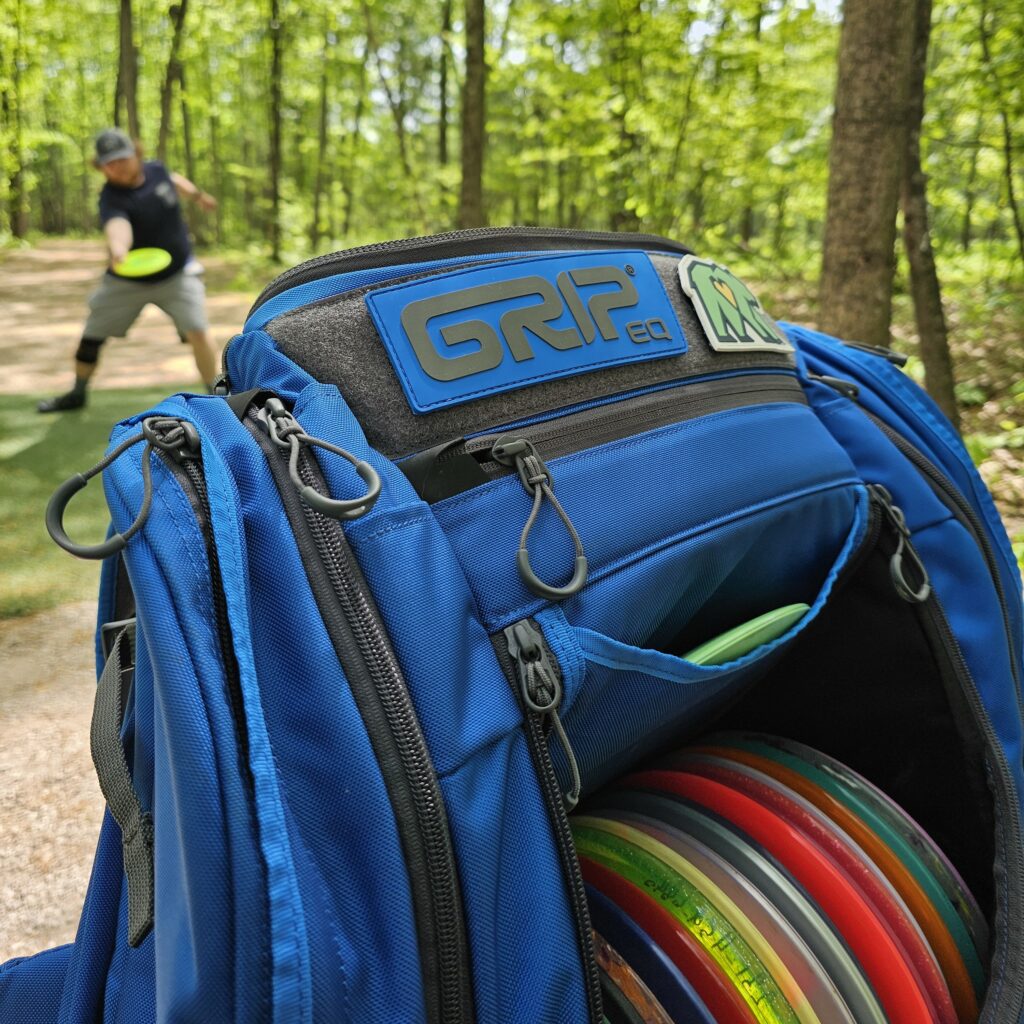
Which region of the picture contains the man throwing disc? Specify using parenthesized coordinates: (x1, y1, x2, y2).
(38, 128, 219, 412)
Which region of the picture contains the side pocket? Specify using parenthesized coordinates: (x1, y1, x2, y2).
(535, 486, 874, 795)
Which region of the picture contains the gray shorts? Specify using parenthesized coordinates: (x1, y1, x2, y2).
(83, 270, 208, 338)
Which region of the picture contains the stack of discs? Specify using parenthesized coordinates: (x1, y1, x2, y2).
(572, 731, 989, 1024)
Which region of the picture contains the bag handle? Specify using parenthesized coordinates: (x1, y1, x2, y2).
(91, 622, 154, 947)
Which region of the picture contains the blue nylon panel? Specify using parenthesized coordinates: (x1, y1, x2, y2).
(56, 814, 124, 1023)
(535, 488, 868, 795)
(804, 385, 1024, 811)
(185, 397, 427, 1024)
(102, 893, 153, 1024)
(432, 399, 862, 630)
(291, 384, 590, 1022)
(226, 328, 317, 400)
(784, 322, 1023, 662)
(0, 945, 72, 1023)
(102, 429, 274, 1022)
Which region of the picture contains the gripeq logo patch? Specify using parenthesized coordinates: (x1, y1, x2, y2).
(677, 255, 793, 353)
(365, 250, 687, 413)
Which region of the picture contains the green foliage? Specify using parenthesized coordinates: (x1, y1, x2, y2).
(0, 385, 193, 618)
(1, 0, 1017, 274)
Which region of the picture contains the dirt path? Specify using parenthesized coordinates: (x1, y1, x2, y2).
(0, 602, 101, 962)
(0, 241, 256, 963)
(0, 239, 254, 394)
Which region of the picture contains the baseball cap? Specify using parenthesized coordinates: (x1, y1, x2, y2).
(94, 128, 135, 165)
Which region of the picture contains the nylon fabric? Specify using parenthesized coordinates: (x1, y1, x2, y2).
(291, 383, 591, 1022)
(5, 236, 1024, 1024)
(784, 322, 1023, 660)
(535, 490, 869, 796)
(243, 250, 542, 332)
(432, 398, 861, 629)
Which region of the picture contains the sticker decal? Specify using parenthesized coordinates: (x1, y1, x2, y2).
(365, 250, 687, 413)
(678, 255, 793, 353)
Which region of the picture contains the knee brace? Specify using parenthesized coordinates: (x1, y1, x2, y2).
(75, 336, 106, 365)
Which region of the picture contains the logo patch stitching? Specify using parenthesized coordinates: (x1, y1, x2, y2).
(366, 251, 687, 413)
(677, 255, 793, 353)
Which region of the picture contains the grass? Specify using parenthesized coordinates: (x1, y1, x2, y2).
(0, 386, 192, 618)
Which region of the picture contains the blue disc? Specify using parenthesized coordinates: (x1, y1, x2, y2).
(585, 883, 715, 1024)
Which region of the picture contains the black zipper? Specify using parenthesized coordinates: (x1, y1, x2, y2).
(811, 373, 1024, 728)
(865, 407, 1024, 721)
(495, 619, 603, 1024)
(864, 484, 1024, 1021)
(402, 373, 806, 503)
(150, 427, 274, 1015)
(244, 402, 473, 1024)
(153, 432, 250, 779)
(248, 226, 693, 317)
(910, 574, 1024, 1022)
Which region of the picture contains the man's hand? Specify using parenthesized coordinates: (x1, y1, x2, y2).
(170, 171, 217, 212)
(104, 216, 133, 269)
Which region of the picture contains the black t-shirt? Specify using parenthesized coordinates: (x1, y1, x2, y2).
(99, 160, 192, 282)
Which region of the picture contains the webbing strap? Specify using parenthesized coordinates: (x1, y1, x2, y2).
(91, 623, 153, 946)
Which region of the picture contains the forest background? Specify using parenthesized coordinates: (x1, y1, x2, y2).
(0, 0, 1022, 619)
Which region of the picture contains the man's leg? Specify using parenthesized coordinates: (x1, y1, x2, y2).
(38, 274, 145, 413)
(185, 329, 219, 388)
(157, 272, 218, 388)
(37, 338, 106, 412)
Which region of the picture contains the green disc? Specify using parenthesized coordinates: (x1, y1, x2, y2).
(573, 815, 800, 1024)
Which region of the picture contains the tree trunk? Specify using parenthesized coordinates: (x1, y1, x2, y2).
(608, 0, 642, 233)
(205, 48, 224, 245)
(157, 0, 189, 162)
(115, 0, 141, 138)
(341, 44, 367, 239)
(740, 3, 765, 245)
(268, 0, 284, 261)
(820, 0, 915, 347)
(979, 0, 1024, 264)
(961, 120, 981, 252)
(901, 0, 959, 431)
(458, 0, 486, 228)
(311, 21, 330, 252)
(4, 0, 28, 237)
(439, 0, 452, 166)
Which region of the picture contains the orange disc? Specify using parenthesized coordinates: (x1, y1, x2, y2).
(694, 744, 979, 1024)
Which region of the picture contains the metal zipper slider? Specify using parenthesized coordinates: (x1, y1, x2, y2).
(259, 397, 381, 520)
(491, 436, 588, 601)
(505, 619, 582, 810)
(868, 484, 931, 603)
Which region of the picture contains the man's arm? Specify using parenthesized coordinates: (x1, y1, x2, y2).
(169, 171, 217, 212)
(104, 216, 133, 267)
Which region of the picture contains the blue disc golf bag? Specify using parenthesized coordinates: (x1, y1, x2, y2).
(2, 227, 1022, 1023)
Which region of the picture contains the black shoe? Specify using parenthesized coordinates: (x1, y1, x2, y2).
(38, 390, 86, 413)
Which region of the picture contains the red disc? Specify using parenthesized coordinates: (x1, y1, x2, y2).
(580, 855, 758, 1024)
(671, 755, 954, 1024)
(626, 769, 938, 1024)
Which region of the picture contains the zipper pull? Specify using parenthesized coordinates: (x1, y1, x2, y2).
(46, 416, 200, 560)
(491, 436, 588, 601)
(505, 619, 582, 811)
(868, 484, 931, 603)
(807, 372, 860, 400)
(259, 397, 381, 520)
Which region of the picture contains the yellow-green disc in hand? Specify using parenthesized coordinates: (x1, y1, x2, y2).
(112, 247, 173, 278)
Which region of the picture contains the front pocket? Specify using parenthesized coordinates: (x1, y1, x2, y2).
(531, 485, 873, 797)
